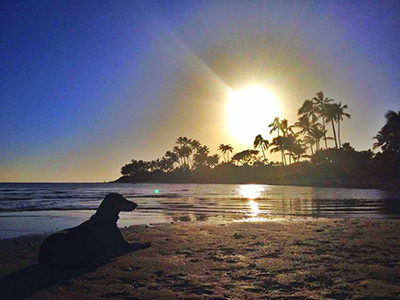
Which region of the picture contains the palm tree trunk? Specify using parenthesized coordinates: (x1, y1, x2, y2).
(261, 147, 266, 161)
(322, 119, 328, 149)
(331, 120, 338, 148)
(338, 120, 341, 147)
(188, 156, 192, 169)
(308, 133, 314, 155)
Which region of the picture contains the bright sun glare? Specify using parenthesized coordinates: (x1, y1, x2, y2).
(238, 185, 264, 216)
(226, 86, 281, 145)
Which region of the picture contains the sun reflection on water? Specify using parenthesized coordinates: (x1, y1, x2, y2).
(238, 185, 265, 216)
(239, 185, 264, 199)
(249, 200, 259, 215)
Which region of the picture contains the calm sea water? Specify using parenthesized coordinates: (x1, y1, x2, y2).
(0, 183, 399, 238)
(1, 182, 400, 216)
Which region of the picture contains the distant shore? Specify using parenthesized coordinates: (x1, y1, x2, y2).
(1, 217, 400, 299)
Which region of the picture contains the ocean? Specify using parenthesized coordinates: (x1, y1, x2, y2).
(1, 183, 399, 239)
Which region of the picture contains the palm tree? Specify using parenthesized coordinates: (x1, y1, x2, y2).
(225, 144, 234, 162)
(175, 136, 186, 147)
(302, 134, 316, 154)
(294, 115, 315, 154)
(269, 117, 286, 163)
(312, 91, 334, 148)
(291, 140, 307, 162)
(269, 117, 282, 136)
(232, 150, 259, 166)
(161, 155, 176, 171)
(190, 139, 201, 154)
(218, 144, 228, 162)
(150, 158, 161, 170)
(385, 110, 400, 127)
(270, 136, 287, 166)
(176, 136, 192, 147)
(193, 145, 210, 167)
(253, 134, 269, 161)
(336, 102, 351, 147)
(298, 99, 319, 125)
(373, 132, 389, 151)
(320, 103, 339, 148)
(206, 154, 220, 168)
(373, 110, 400, 153)
(284, 135, 296, 164)
(280, 119, 294, 137)
(172, 146, 184, 166)
(280, 134, 305, 164)
(149, 160, 156, 171)
(180, 145, 193, 168)
(310, 124, 327, 151)
(165, 150, 178, 166)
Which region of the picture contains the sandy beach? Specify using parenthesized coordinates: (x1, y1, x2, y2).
(1, 216, 400, 299)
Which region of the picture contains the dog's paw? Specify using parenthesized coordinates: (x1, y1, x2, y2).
(130, 242, 151, 251)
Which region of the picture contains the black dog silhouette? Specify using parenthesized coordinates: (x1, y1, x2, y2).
(38, 193, 148, 268)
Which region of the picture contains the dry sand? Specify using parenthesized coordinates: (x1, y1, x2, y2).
(1, 217, 400, 299)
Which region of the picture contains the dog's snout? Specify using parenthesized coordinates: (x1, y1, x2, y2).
(123, 200, 138, 212)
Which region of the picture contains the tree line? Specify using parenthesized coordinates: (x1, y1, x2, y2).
(118, 91, 399, 186)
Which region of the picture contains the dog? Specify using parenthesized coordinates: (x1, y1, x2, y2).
(38, 193, 149, 268)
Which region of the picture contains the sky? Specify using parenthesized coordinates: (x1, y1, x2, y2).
(1, 0, 399, 182)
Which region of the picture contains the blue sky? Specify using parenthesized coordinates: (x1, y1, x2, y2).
(1, 0, 399, 182)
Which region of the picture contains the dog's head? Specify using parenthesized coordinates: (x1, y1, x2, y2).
(96, 193, 138, 220)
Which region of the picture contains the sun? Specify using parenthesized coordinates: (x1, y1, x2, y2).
(226, 86, 281, 145)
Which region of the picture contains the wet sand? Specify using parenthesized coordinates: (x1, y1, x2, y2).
(0, 210, 175, 239)
(1, 217, 400, 299)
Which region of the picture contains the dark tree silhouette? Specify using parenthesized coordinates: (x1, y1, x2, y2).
(253, 134, 269, 161)
(373, 110, 400, 153)
(313, 91, 334, 149)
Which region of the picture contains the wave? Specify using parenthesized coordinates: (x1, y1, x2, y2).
(0, 197, 36, 201)
(130, 193, 185, 199)
(0, 182, 399, 217)
(41, 195, 75, 199)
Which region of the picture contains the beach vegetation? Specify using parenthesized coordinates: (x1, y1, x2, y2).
(117, 94, 398, 188)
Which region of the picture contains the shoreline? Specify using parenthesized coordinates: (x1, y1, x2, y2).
(2, 209, 400, 241)
(1, 217, 400, 299)
(0, 210, 176, 240)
